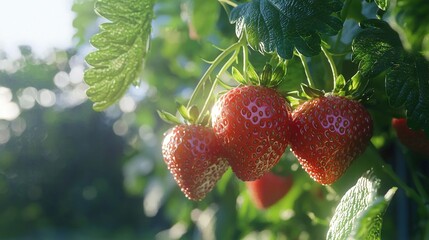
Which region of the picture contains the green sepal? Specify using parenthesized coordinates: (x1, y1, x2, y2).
(199, 111, 211, 127)
(284, 91, 306, 108)
(344, 72, 361, 94)
(269, 63, 286, 87)
(188, 105, 200, 122)
(333, 74, 346, 95)
(260, 64, 273, 86)
(232, 67, 247, 85)
(176, 103, 203, 124)
(246, 63, 260, 85)
(176, 102, 192, 122)
(301, 84, 325, 99)
(157, 110, 182, 125)
(349, 73, 371, 100)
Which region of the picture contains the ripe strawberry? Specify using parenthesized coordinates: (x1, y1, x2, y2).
(246, 172, 293, 209)
(392, 118, 429, 157)
(290, 95, 373, 185)
(211, 85, 292, 181)
(162, 124, 229, 200)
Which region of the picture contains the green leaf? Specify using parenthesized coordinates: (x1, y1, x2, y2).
(352, 19, 429, 133)
(84, 0, 155, 111)
(327, 171, 396, 240)
(230, 0, 343, 59)
(72, 0, 98, 47)
(350, 188, 398, 239)
(391, 0, 429, 56)
(386, 54, 429, 133)
(352, 19, 403, 79)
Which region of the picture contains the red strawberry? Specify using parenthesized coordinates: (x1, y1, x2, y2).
(246, 172, 293, 209)
(211, 85, 292, 181)
(392, 118, 429, 157)
(162, 124, 229, 200)
(290, 95, 373, 185)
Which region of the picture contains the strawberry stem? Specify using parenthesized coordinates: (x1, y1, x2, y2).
(321, 45, 338, 90)
(403, 152, 429, 202)
(368, 144, 425, 207)
(187, 38, 245, 110)
(242, 41, 249, 83)
(298, 52, 315, 88)
(196, 48, 241, 123)
(218, 0, 237, 7)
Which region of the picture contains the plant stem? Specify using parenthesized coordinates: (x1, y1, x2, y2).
(196, 49, 240, 123)
(298, 52, 315, 87)
(242, 43, 249, 83)
(218, 0, 237, 7)
(404, 152, 429, 202)
(369, 144, 425, 207)
(187, 40, 244, 109)
(321, 45, 338, 89)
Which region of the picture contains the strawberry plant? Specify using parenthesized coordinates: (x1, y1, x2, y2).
(83, 0, 429, 238)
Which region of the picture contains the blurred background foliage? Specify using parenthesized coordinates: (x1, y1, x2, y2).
(0, 0, 428, 239)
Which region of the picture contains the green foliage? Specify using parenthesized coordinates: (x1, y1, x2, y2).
(386, 54, 429, 133)
(352, 19, 429, 133)
(350, 187, 397, 239)
(352, 20, 403, 79)
(391, 0, 429, 56)
(72, 0, 97, 46)
(367, 0, 389, 11)
(84, 0, 155, 111)
(229, 0, 343, 59)
(4, 0, 429, 238)
(327, 172, 396, 240)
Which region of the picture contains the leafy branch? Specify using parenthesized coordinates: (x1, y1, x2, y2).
(84, 0, 155, 111)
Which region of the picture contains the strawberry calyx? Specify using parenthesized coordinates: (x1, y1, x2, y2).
(332, 73, 374, 103)
(232, 62, 287, 88)
(158, 102, 211, 127)
(287, 72, 375, 109)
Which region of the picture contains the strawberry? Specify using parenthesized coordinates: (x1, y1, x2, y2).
(211, 85, 292, 181)
(162, 124, 229, 200)
(290, 95, 373, 185)
(392, 118, 429, 157)
(246, 172, 293, 209)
